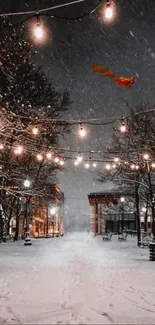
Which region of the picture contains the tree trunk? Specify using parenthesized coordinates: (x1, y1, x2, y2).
(0, 209, 3, 243)
(144, 195, 149, 232)
(135, 181, 141, 246)
(14, 197, 20, 242)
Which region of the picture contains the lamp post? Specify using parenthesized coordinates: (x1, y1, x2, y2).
(143, 154, 155, 238)
(23, 179, 32, 246)
(120, 197, 125, 233)
(45, 206, 50, 238)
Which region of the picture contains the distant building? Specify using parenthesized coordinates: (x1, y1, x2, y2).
(88, 191, 137, 236)
(9, 185, 65, 238)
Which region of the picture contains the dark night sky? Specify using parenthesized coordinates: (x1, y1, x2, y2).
(2, 0, 155, 229)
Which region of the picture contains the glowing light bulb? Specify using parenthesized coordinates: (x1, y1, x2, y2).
(46, 152, 52, 160)
(34, 23, 43, 39)
(14, 145, 23, 155)
(143, 153, 150, 160)
(130, 164, 135, 170)
(55, 157, 60, 163)
(32, 127, 39, 135)
(85, 162, 90, 169)
(105, 1, 113, 19)
(120, 122, 126, 133)
(37, 153, 43, 161)
(135, 165, 139, 170)
(74, 160, 79, 166)
(79, 125, 86, 137)
(24, 179, 30, 188)
(93, 162, 97, 168)
(112, 164, 116, 169)
(60, 160, 64, 166)
(151, 162, 155, 168)
(114, 157, 119, 163)
(0, 144, 4, 150)
(77, 155, 83, 162)
(105, 163, 111, 170)
(120, 197, 125, 203)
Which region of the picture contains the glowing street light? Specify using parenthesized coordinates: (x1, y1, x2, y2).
(74, 160, 79, 166)
(50, 207, 57, 215)
(77, 155, 83, 163)
(120, 122, 127, 133)
(24, 179, 30, 188)
(46, 152, 52, 160)
(120, 196, 125, 203)
(36, 153, 43, 161)
(105, 163, 111, 170)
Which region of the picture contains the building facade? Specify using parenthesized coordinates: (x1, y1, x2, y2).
(88, 192, 137, 236)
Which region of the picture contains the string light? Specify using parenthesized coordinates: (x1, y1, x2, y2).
(32, 127, 39, 135)
(60, 160, 64, 166)
(77, 154, 83, 162)
(120, 121, 127, 133)
(114, 157, 119, 163)
(36, 153, 43, 161)
(46, 152, 52, 160)
(74, 160, 79, 166)
(143, 153, 150, 160)
(54, 157, 60, 163)
(34, 15, 43, 39)
(105, 0, 113, 19)
(105, 163, 111, 170)
(79, 124, 86, 137)
(14, 145, 23, 155)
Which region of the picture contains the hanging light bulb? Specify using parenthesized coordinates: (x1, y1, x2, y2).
(46, 152, 52, 160)
(85, 162, 90, 169)
(105, 1, 113, 19)
(74, 160, 79, 166)
(114, 157, 119, 163)
(60, 160, 64, 166)
(77, 154, 83, 162)
(32, 127, 39, 135)
(105, 163, 111, 170)
(34, 15, 43, 39)
(79, 124, 86, 137)
(143, 153, 150, 160)
(14, 145, 23, 155)
(54, 157, 60, 163)
(36, 153, 43, 161)
(120, 121, 127, 133)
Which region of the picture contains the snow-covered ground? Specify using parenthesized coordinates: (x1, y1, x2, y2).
(0, 232, 155, 324)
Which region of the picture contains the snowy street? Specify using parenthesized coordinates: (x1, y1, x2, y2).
(0, 233, 155, 324)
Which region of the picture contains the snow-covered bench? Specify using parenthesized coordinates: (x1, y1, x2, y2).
(118, 233, 128, 241)
(103, 232, 112, 241)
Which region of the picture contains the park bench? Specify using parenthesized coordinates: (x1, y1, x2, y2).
(103, 232, 112, 241)
(118, 233, 128, 241)
(139, 236, 152, 248)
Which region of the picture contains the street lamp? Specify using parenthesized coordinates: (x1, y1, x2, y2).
(23, 179, 32, 246)
(120, 197, 125, 233)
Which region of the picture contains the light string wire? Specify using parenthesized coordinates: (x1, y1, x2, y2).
(0, 0, 103, 25)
